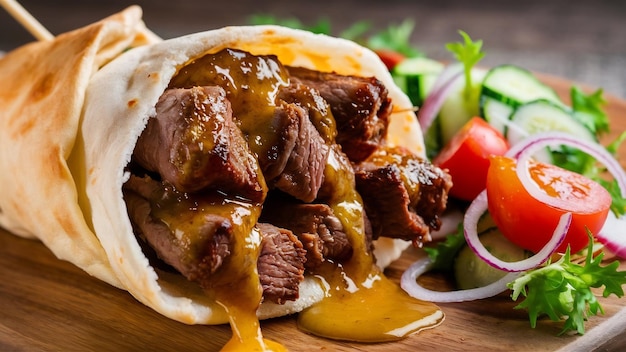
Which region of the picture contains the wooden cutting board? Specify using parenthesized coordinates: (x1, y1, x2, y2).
(1, 75, 625, 352)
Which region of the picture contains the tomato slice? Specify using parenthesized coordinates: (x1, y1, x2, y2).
(486, 156, 612, 254)
(433, 117, 509, 201)
(374, 49, 405, 71)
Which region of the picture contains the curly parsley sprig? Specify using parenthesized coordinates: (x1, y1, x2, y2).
(508, 232, 626, 335)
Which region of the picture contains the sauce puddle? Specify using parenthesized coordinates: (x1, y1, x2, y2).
(298, 264, 443, 342)
(297, 147, 444, 342)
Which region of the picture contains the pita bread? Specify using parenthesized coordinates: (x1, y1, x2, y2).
(0, 6, 158, 287)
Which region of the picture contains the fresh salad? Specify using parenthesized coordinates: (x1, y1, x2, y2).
(249, 15, 626, 335)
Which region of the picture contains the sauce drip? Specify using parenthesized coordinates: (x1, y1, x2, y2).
(279, 82, 337, 143)
(151, 187, 283, 350)
(169, 48, 290, 163)
(298, 271, 442, 342)
(297, 146, 443, 342)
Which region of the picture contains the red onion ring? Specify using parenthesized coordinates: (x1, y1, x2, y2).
(597, 211, 626, 258)
(507, 131, 626, 210)
(507, 131, 626, 256)
(417, 63, 463, 131)
(464, 191, 571, 272)
(400, 256, 521, 302)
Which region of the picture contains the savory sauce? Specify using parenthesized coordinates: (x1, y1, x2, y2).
(151, 187, 286, 350)
(298, 146, 443, 342)
(169, 48, 290, 162)
(298, 273, 443, 342)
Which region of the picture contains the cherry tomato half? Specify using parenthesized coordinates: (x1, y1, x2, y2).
(374, 49, 405, 71)
(433, 117, 509, 201)
(486, 156, 611, 254)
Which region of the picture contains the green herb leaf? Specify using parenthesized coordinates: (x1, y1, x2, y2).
(247, 16, 422, 57)
(601, 130, 626, 216)
(508, 233, 626, 335)
(559, 130, 626, 217)
(247, 14, 332, 34)
(445, 30, 485, 100)
(306, 17, 332, 35)
(248, 14, 306, 30)
(423, 224, 466, 271)
(605, 130, 626, 154)
(571, 87, 610, 135)
(366, 19, 422, 57)
(338, 21, 372, 42)
(596, 178, 626, 216)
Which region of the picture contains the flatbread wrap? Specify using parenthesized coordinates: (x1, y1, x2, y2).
(0, 5, 157, 287)
(0, 6, 452, 350)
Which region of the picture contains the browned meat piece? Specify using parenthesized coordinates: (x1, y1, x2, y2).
(353, 147, 452, 247)
(132, 86, 264, 202)
(260, 196, 353, 269)
(267, 103, 329, 203)
(277, 80, 337, 143)
(123, 175, 232, 283)
(124, 175, 308, 304)
(286, 66, 392, 162)
(166, 49, 330, 203)
(257, 223, 307, 304)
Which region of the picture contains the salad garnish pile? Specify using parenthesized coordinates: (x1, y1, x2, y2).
(250, 15, 626, 335)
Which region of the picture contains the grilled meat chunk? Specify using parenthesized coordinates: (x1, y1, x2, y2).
(260, 196, 353, 269)
(124, 175, 233, 282)
(267, 103, 329, 203)
(132, 86, 264, 202)
(287, 66, 392, 162)
(257, 223, 307, 304)
(354, 147, 452, 247)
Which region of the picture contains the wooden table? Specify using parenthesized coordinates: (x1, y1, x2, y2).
(1, 1, 626, 351)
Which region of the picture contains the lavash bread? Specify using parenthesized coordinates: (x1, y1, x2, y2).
(0, 6, 158, 287)
(0, 8, 425, 326)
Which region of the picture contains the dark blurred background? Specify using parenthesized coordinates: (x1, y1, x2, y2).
(1, 0, 625, 98)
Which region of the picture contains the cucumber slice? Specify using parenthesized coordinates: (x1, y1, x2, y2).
(392, 57, 444, 106)
(481, 64, 562, 107)
(439, 68, 487, 144)
(454, 229, 526, 290)
(480, 95, 514, 135)
(507, 99, 596, 147)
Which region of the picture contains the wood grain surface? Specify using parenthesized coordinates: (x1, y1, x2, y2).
(1, 76, 625, 351)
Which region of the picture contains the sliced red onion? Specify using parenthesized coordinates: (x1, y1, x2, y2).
(417, 63, 463, 131)
(507, 131, 626, 210)
(507, 131, 626, 257)
(597, 211, 626, 258)
(400, 256, 521, 302)
(464, 191, 571, 272)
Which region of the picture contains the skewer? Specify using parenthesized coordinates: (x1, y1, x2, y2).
(0, 0, 53, 41)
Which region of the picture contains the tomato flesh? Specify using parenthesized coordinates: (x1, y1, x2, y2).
(433, 117, 509, 201)
(374, 49, 405, 71)
(486, 156, 611, 254)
